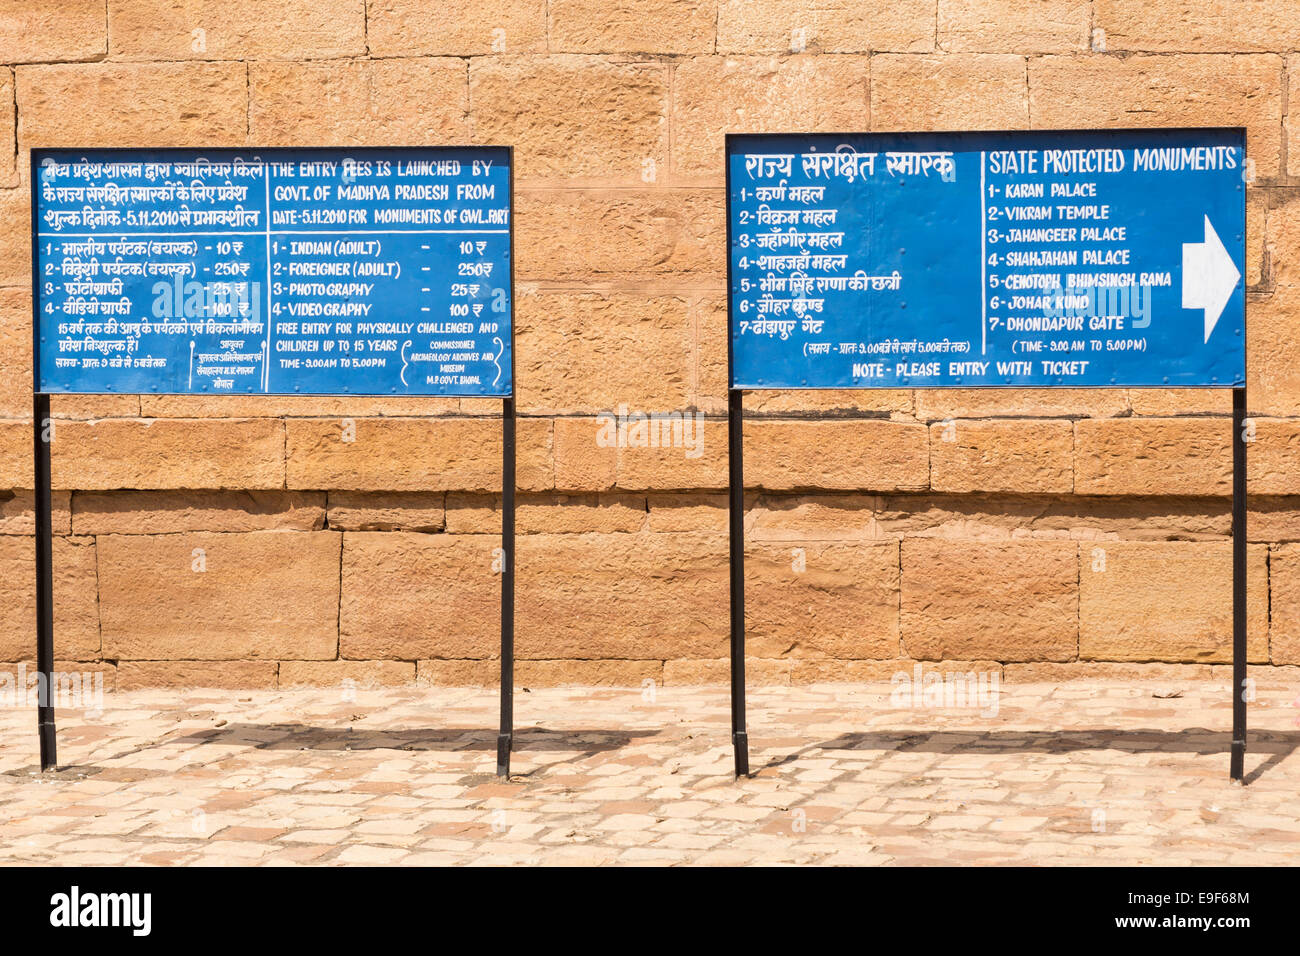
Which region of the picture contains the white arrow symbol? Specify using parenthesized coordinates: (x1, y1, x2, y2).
(1182, 215, 1240, 343)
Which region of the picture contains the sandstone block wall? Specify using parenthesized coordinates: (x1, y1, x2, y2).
(2, 1, 1298, 689)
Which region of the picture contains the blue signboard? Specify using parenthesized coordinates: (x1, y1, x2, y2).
(727, 129, 1246, 389)
(34, 146, 512, 396)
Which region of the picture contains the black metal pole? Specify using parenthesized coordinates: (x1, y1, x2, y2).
(1230, 386, 1247, 782)
(496, 396, 516, 778)
(728, 389, 749, 777)
(33, 392, 56, 771)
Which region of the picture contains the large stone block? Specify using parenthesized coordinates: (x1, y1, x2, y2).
(108, 0, 366, 59)
(0, 287, 29, 417)
(930, 419, 1073, 494)
(72, 491, 326, 535)
(52, 419, 286, 490)
(1074, 418, 1230, 496)
(17, 63, 248, 148)
(0, 535, 100, 661)
(286, 417, 551, 492)
(515, 289, 693, 413)
(551, 0, 717, 54)
(1029, 54, 1284, 179)
(744, 420, 929, 491)
(938, 0, 1090, 53)
(367, 0, 547, 55)
(872, 54, 1030, 130)
(1079, 542, 1267, 662)
(469, 57, 669, 185)
(0, 188, 31, 288)
(250, 59, 469, 145)
(746, 540, 899, 658)
(516, 532, 728, 659)
(553, 417, 618, 491)
(914, 388, 1126, 420)
(340, 532, 501, 659)
(671, 55, 869, 183)
(716, 0, 936, 54)
(1248, 286, 1300, 416)
(0, 1, 106, 63)
(514, 189, 724, 282)
(901, 539, 1078, 661)
(1094, 0, 1300, 53)
(99, 531, 341, 660)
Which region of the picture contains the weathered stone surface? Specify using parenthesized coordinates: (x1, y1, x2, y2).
(1267, 543, 1300, 664)
(1079, 542, 1268, 662)
(0, 70, 13, 186)
(901, 540, 1078, 662)
(279, 660, 415, 687)
(53, 419, 286, 491)
(1030, 54, 1284, 178)
(914, 388, 1126, 420)
(51, 396, 142, 419)
(671, 55, 869, 182)
(515, 659, 663, 686)
(515, 290, 692, 413)
(1127, 390, 1231, 416)
(939, 0, 1089, 53)
(745, 420, 929, 491)
(286, 417, 552, 492)
(515, 189, 724, 282)
(0, 287, 28, 417)
(99, 532, 341, 660)
(930, 420, 1073, 494)
(872, 54, 1029, 130)
(251, 59, 468, 145)
(1074, 419, 1231, 496)
(0, 188, 31, 288)
(746, 541, 899, 658)
(1094, 0, 1300, 53)
(1248, 287, 1300, 416)
(325, 492, 444, 532)
(0, 536, 99, 661)
(664, 657, 792, 685)
(0, 1, 106, 62)
(471, 57, 669, 184)
(140, 396, 460, 417)
(520, 494, 648, 533)
(17, 63, 248, 148)
(1003, 661, 1214, 682)
(645, 493, 727, 532)
(368, 0, 547, 55)
(517, 533, 728, 659)
(554, 418, 618, 491)
(748, 494, 876, 541)
(73, 491, 326, 535)
(116, 660, 277, 689)
(341, 532, 501, 659)
(717, 0, 936, 53)
(745, 390, 913, 416)
(416, 658, 496, 685)
(615, 431, 728, 490)
(0, 491, 71, 535)
(551, 0, 717, 54)
(109, 0, 366, 59)
(1248, 418, 1300, 495)
(0, 419, 30, 488)
(878, 493, 1230, 542)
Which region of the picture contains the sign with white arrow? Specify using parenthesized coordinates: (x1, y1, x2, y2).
(728, 128, 1246, 388)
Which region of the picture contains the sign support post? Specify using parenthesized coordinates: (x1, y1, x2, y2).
(497, 396, 516, 778)
(728, 389, 749, 778)
(33, 392, 56, 771)
(1231, 386, 1247, 781)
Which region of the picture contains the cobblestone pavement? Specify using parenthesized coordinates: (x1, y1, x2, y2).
(1, 679, 1298, 865)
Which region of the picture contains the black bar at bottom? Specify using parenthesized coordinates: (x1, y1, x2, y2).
(33, 392, 56, 772)
(728, 390, 750, 778)
(497, 397, 516, 778)
(1231, 386, 1247, 782)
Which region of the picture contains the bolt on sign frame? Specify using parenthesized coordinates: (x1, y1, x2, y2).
(725, 129, 1250, 780)
(31, 146, 521, 778)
